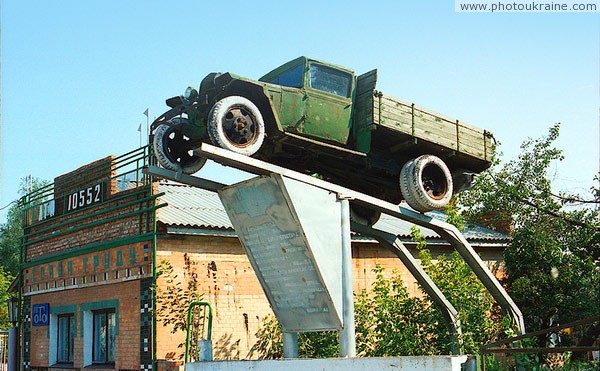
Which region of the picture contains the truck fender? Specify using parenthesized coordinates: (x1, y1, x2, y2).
(221, 80, 282, 136)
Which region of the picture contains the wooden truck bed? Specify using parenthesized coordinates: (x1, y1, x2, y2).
(370, 92, 494, 164)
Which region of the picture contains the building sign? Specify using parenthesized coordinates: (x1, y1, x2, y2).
(65, 183, 103, 213)
(219, 174, 343, 332)
(32, 303, 50, 326)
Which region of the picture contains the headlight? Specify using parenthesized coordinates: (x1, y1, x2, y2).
(184, 86, 198, 100)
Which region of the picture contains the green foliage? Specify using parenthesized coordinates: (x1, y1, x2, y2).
(248, 315, 283, 359)
(457, 124, 599, 368)
(251, 235, 501, 359)
(444, 196, 466, 231)
(354, 265, 441, 356)
(0, 176, 50, 276)
(155, 258, 205, 360)
(248, 315, 338, 359)
(0, 266, 15, 330)
(411, 226, 501, 354)
(459, 124, 600, 333)
(0, 205, 23, 276)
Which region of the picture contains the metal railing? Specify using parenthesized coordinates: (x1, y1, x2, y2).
(21, 146, 151, 228)
(185, 302, 213, 363)
(480, 316, 600, 370)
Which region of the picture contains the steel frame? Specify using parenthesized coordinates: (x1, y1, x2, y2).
(145, 143, 526, 351)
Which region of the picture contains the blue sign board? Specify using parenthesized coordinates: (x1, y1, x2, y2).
(32, 303, 50, 326)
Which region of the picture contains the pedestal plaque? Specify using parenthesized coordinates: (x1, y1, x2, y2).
(219, 174, 342, 332)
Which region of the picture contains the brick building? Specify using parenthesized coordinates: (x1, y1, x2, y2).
(15, 148, 509, 370)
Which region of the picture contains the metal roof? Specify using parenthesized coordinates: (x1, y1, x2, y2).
(157, 182, 233, 230)
(157, 182, 510, 243)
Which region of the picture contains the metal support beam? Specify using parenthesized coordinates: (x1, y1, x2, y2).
(339, 199, 356, 358)
(352, 222, 462, 355)
(148, 144, 525, 335)
(144, 165, 226, 192)
(193, 144, 525, 335)
(283, 332, 298, 358)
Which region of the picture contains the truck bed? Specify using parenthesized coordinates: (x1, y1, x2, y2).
(356, 89, 494, 169)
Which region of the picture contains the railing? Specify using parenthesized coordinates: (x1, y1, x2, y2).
(480, 316, 600, 370)
(185, 302, 213, 363)
(21, 146, 151, 228)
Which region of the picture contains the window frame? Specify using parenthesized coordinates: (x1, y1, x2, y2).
(308, 63, 353, 98)
(91, 309, 116, 365)
(56, 313, 75, 364)
(267, 63, 305, 89)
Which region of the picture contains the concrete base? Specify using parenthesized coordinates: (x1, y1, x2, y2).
(185, 356, 469, 371)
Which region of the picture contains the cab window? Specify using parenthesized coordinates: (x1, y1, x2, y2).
(309, 64, 352, 98)
(268, 64, 304, 88)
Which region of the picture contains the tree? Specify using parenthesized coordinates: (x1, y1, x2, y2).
(458, 124, 600, 361)
(0, 203, 23, 276)
(0, 266, 15, 330)
(0, 176, 50, 276)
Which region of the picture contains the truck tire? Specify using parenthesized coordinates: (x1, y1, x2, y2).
(153, 118, 207, 174)
(399, 155, 453, 213)
(207, 96, 265, 156)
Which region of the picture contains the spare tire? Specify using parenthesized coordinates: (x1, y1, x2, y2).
(153, 118, 207, 174)
(207, 96, 265, 156)
(399, 155, 453, 213)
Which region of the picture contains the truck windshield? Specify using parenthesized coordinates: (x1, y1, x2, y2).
(309, 64, 352, 98)
(268, 64, 304, 88)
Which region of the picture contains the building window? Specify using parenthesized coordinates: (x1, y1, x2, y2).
(92, 310, 116, 364)
(57, 314, 75, 363)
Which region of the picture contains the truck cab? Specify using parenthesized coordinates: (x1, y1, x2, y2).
(259, 57, 358, 147)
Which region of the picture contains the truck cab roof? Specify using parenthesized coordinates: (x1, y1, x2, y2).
(259, 56, 355, 83)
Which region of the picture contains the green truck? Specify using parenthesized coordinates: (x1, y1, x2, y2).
(150, 57, 494, 216)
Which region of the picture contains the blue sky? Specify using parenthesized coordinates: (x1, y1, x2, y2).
(1, 1, 598, 218)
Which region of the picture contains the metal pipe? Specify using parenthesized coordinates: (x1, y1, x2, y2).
(8, 326, 17, 371)
(339, 198, 356, 358)
(282, 332, 298, 358)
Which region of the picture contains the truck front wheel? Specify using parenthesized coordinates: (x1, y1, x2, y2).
(153, 118, 207, 174)
(399, 155, 453, 213)
(207, 96, 265, 156)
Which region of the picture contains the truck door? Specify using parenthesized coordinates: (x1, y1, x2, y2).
(353, 69, 378, 153)
(303, 63, 354, 145)
(263, 63, 306, 133)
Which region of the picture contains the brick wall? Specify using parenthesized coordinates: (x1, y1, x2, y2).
(155, 233, 505, 360)
(24, 156, 153, 261)
(21, 151, 155, 371)
(29, 280, 141, 370)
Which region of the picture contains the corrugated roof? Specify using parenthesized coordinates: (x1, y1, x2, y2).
(157, 182, 232, 230)
(156, 182, 509, 242)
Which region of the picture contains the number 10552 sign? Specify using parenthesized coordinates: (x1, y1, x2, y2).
(65, 183, 103, 212)
(32, 303, 50, 326)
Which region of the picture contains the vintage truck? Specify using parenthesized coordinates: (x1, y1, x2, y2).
(150, 56, 494, 218)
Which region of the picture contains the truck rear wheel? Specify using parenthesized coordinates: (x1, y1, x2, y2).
(399, 155, 453, 213)
(153, 118, 207, 174)
(208, 96, 265, 156)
